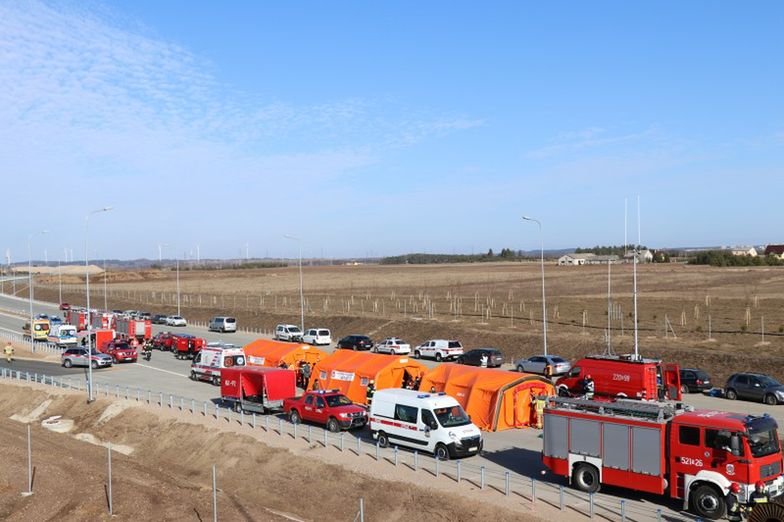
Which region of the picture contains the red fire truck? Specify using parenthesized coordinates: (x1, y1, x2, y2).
(115, 317, 151, 343)
(91, 312, 115, 331)
(542, 396, 784, 519)
(65, 308, 89, 332)
(556, 354, 681, 401)
(172, 334, 205, 360)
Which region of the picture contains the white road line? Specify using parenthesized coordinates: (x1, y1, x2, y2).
(134, 363, 188, 378)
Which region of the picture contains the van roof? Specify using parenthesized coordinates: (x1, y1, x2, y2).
(373, 388, 459, 407)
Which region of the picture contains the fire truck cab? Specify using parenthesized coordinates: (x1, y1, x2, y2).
(542, 397, 784, 519)
(556, 354, 681, 401)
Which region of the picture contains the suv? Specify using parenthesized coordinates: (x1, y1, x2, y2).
(336, 335, 373, 351)
(725, 373, 784, 405)
(458, 348, 504, 368)
(302, 328, 332, 345)
(679, 368, 712, 394)
(209, 317, 237, 333)
(99, 339, 138, 364)
(374, 338, 411, 355)
(61, 347, 113, 369)
(275, 324, 303, 342)
(414, 339, 463, 362)
(284, 390, 368, 432)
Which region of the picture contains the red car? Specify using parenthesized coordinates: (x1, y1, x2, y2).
(99, 339, 138, 364)
(59, 302, 70, 311)
(152, 332, 175, 351)
(283, 390, 368, 432)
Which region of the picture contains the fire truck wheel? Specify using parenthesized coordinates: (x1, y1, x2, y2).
(211, 375, 220, 386)
(764, 393, 778, 405)
(327, 417, 340, 433)
(572, 464, 600, 493)
(290, 410, 301, 424)
(725, 389, 737, 400)
(377, 431, 389, 448)
(690, 484, 725, 520)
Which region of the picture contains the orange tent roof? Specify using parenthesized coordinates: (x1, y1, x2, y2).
(243, 339, 327, 368)
(420, 363, 554, 431)
(310, 350, 428, 405)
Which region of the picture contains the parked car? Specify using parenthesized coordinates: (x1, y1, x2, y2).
(152, 331, 175, 351)
(284, 389, 368, 432)
(457, 348, 504, 368)
(336, 335, 373, 351)
(413, 339, 463, 362)
(112, 309, 124, 314)
(61, 347, 112, 369)
(302, 328, 332, 346)
(99, 339, 138, 364)
(725, 373, 784, 405)
(516, 355, 571, 376)
(209, 316, 237, 333)
(151, 314, 168, 325)
(139, 312, 152, 321)
(679, 368, 712, 394)
(374, 337, 411, 355)
(274, 324, 303, 342)
(166, 315, 187, 327)
(59, 302, 70, 310)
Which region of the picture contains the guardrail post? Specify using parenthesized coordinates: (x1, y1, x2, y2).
(620, 500, 626, 522)
(413, 450, 418, 471)
(191, 399, 195, 414)
(278, 417, 283, 434)
(159, 392, 163, 407)
(356, 436, 361, 454)
(265, 414, 269, 431)
(531, 479, 536, 503)
(480, 466, 485, 489)
(339, 433, 344, 451)
(115, 384, 119, 397)
(435, 456, 440, 477)
(215, 403, 219, 419)
(147, 390, 151, 404)
(252, 413, 256, 429)
(323, 428, 327, 447)
(375, 441, 379, 461)
(559, 485, 564, 510)
(240, 409, 244, 426)
(456, 459, 461, 483)
(504, 472, 510, 496)
(656, 508, 661, 522)
(294, 422, 298, 439)
(589, 493, 594, 518)
(393, 446, 398, 466)
(136, 387, 140, 401)
(180, 397, 184, 411)
(203, 402, 208, 416)
(169, 395, 173, 409)
(308, 425, 312, 443)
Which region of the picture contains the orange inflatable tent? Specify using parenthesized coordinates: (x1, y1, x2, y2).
(309, 351, 428, 405)
(419, 364, 554, 431)
(243, 339, 327, 368)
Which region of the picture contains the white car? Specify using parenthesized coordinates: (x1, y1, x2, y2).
(302, 328, 332, 345)
(374, 337, 411, 355)
(414, 339, 463, 362)
(274, 324, 303, 342)
(166, 315, 187, 327)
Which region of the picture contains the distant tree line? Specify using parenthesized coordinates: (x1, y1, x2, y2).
(380, 249, 535, 265)
(574, 244, 647, 256)
(688, 251, 783, 267)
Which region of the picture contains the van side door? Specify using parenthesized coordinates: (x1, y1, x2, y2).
(420, 408, 438, 452)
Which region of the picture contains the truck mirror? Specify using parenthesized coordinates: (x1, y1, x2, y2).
(730, 434, 741, 456)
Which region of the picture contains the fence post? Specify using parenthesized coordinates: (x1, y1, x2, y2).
(504, 471, 510, 496)
(559, 485, 564, 510)
(169, 395, 173, 409)
(294, 422, 298, 439)
(180, 397, 184, 411)
(215, 403, 219, 419)
(203, 402, 208, 416)
(413, 450, 418, 471)
(359, 497, 364, 522)
(323, 428, 328, 447)
(393, 446, 398, 466)
(278, 417, 283, 434)
(159, 392, 163, 407)
(589, 493, 594, 518)
(115, 384, 119, 397)
(253, 413, 256, 429)
(308, 425, 312, 443)
(240, 409, 244, 426)
(656, 508, 662, 522)
(25, 424, 32, 495)
(136, 387, 140, 401)
(620, 500, 626, 522)
(191, 399, 195, 414)
(212, 464, 218, 522)
(107, 443, 113, 515)
(456, 459, 461, 483)
(357, 436, 361, 454)
(531, 479, 536, 503)
(339, 433, 344, 451)
(480, 466, 485, 489)
(147, 390, 151, 404)
(375, 441, 379, 461)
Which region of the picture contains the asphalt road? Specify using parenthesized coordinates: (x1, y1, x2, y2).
(2, 290, 783, 520)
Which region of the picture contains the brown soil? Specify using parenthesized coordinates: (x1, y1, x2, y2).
(0, 382, 547, 522)
(27, 262, 784, 384)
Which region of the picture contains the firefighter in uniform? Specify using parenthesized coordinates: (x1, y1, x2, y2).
(531, 394, 546, 429)
(748, 480, 770, 507)
(725, 482, 743, 522)
(4, 341, 14, 363)
(581, 374, 595, 399)
(366, 379, 376, 405)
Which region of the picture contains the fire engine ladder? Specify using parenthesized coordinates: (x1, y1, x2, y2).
(546, 396, 692, 422)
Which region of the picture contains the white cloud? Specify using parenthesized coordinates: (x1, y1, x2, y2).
(525, 126, 660, 159)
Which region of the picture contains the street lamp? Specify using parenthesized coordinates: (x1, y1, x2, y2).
(27, 230, 48, 352)
(522, 216, 547, 356)
(284, 235, 304, 333)
(85, 206, 112, 403)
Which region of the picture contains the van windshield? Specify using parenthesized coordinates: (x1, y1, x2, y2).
(433, 405, 471, 427)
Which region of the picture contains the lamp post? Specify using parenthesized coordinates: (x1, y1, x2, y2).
(522, 216, 547, 356)
(176, 256, 181, 316)
(85, 207, 112, 403)
(103, 257, 108, 311)
(284, 235, 304, 333)
(27, 230, 48, 352)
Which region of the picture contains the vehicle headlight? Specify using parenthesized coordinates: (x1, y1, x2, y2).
(775, 390, 784, 399)
(339, 412, 350, 418)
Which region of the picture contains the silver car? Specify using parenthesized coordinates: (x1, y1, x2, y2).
(516, 355, 571, 376)
(61, 347, 113, 369)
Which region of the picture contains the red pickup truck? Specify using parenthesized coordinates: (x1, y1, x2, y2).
(152, 332, 175, 351)
(99, 339, 138, 364)
(283, 390, 368, 432)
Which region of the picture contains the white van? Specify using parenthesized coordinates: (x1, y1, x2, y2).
(369, 388, 482, 460)
(209, 316, 237, 333)
(413, 339, 464, 362)
(302, 328, 332, 345)
(274, 324, 303, 342)
(190, 344, 246, 386)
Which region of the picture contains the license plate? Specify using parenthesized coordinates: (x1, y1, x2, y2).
(469, 446, 478, 451)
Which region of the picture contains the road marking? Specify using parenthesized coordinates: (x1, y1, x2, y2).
(134, 363, 188, 378)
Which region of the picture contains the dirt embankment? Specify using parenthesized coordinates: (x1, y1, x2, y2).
(0, 383, 543, 522)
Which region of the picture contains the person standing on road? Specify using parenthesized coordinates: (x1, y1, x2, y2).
(366, 379, 376, 405)
(301, 361, 312, 389)
(480, 353, 488, 368)
(581, 374, 595, 400)
(748, 480, 770, 507)
(4, 342, 14, 363)
(725, 483, 743, 522)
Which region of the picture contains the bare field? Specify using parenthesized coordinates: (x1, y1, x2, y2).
(31, 262, 784, 383)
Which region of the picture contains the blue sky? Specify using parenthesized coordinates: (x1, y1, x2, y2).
(1, 1, 783, 261)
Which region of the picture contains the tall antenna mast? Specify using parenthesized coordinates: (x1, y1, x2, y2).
(633, 195, 640, 359)
(606, 258, 613, 354)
